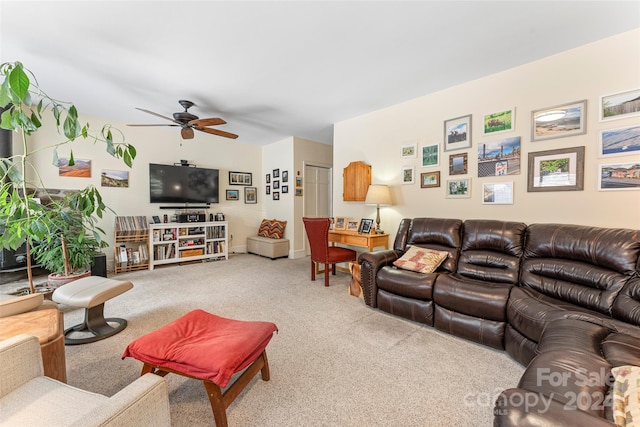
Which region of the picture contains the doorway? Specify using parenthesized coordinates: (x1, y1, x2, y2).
(303, 164, 332, 255)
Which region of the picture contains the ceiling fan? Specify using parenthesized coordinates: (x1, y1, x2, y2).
(127, 100, 238, 140)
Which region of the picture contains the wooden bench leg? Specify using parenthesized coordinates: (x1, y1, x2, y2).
(204, 381, 228, 427)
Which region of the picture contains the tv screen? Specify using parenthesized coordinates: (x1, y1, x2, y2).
(149, 163, 219, 204)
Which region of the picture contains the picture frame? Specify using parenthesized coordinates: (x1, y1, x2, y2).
(421, 144, 439, 167)
(58, 157, 91, 177)
(295, 188, 303, 196)
(600, 88, 640, 122)
(152, 215, 161, 224)
(244, 186, 257, 203)
(449, 153, 468, 175)
(273, 180, 280, 190)
(346, 218, 360, 232)
(229, 171, 252, 186)
(477, 136, 521, 177)
(266, 173, 271, 184)
(334, 216, 346, 230)
(599, 124, 640, 157)
(273, 191, 280, 200)
(273, 168, 280, 178)
(295, 177, 302, 187)
(226, 189, 240, 201)
(358, 218, 374, 234)
(282, 185, 289, 194)
(598, 162, 640, 191)
(482, 182, 514, 204)
(100, 169, 129, 187)
(483, 108, 514, 135)
(531, 100, 587, 142)
(446, 178, 471, 198)
(527, 146, 585, 192)
(282, 170, 288, 182)
(420, 171, 440, 188)
(266, 185, 271, 195)
(402, 166, 414, 184)
(401, 142, 417, 158)
(444, 114, 472, 152)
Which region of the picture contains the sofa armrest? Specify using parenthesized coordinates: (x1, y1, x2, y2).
(358, 249, 402, 307)
(0, 334, 44, 398)
(70, 373, 171, 427)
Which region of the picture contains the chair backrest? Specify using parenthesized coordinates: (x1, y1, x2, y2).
(302, 217, 331, 263)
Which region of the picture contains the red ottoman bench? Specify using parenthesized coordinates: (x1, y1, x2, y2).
(123, 309, 278, 427)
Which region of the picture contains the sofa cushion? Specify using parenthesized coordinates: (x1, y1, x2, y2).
(257, 219, 287, 239)
(377, 266, 437, 300)
(434, 274, 512, 321)
(603, 334, 640, 368)
(612, 365, 640, 427)
(402, 218, 462, 273)
(393, 245, 448, 274)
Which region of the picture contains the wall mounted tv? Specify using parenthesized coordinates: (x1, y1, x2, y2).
(149, 163, 219, 205)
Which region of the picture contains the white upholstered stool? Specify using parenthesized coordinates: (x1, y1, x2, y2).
(52, 276, 133, 345)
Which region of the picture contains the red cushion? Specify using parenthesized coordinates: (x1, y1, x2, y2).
(122, 310, 278, 387)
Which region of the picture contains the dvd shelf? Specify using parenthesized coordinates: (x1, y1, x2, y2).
(114, 216, 150, 274)
(149, 221, 228, 270)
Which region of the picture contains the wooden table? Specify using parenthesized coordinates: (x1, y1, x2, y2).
(0, 303, 67, 383)
(328, 230, 389, 251)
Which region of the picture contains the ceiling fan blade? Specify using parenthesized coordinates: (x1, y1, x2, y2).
(196, 127, 239, 139)
(190, 117, 226, 127)
(181, 127, 195, 139)
(127, 124, 180, 127)
(135, 107, 180, 124)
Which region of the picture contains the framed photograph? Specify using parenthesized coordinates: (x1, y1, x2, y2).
(244, 186, 257, 203)
(273, 191, 280, 200)
(152, 215, 161, 224)
(444, 114, 472, 151)
(273, 180, 280, 190)
(295, 188, 303, 196)
(273, 169, 280, 178)
(346, 218, 360, 232)
(401, 142, 417, 158)
(358, 218, 374, 234)
(599, 162, 640, 191)
(266, 173, 271, 184)
(334, 216, 346, 230)
(282, 185, 288, 194)
(101, 169, 129, 187)
(482, 182, 514, 204)
(226, 189, 239, 201)
(420, 171, 440, 188)
(295, 177, 302, 187)
(282, 170, 288, 182)
(449, 153, 468, 175)
(600, 88, 640, 122)
(58, 157, 91, 177)
(531, 100, 587, 142)
(266, 185, 271, 195)
(527, 146, 585, 192)
(446, 178, 471, 198)
(402, 166, 415, 184)
(229, 171, 252, 186)
(483, 108, 514, 135)
(478, 136, 521, 177)
(599, 124, 640, 157)
(421, 144, 439, 167)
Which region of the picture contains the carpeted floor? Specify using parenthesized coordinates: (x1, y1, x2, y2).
(4, 254, 525, 426)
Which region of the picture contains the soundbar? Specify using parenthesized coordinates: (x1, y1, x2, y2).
(159, 205, 210, 210)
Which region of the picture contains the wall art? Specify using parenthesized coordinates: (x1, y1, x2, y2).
(58, 157, 91, 177)
(244, 186, 257, 203)
(598, 162, 640, 191)
(444, 114, 472, 151)
(420, 171, 440, 188)
(477, 136, 521, 177)
(446, 178, 471, 198)
(600, 88, 640, 121)
(401, 142, 417, 158)
(531, 100, 586, 142)
(449, 153, 468, 175)
(483, 108, 514, 135)
(527, 146, 585, 192)
(482, 182, 514, 204)
(101, 169, 129, 187)
(599, 124, 640, 157)
(229, 171, 252, 185)
(402, 166, 415, 184)
(421, 144, 439, 167)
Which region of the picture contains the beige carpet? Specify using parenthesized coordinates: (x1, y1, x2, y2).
(6, 254, 525, 426)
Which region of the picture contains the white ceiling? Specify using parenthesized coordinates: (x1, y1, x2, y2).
(1, 1, 639, 146)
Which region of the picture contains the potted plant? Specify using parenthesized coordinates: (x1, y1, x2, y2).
(0, 61, 136, 293)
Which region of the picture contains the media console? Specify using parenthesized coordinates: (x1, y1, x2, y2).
(149, 221, 228, 270)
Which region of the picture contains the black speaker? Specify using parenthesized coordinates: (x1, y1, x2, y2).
(91, 253, 107, 277)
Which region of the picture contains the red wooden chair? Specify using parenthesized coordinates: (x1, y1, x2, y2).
(302, 217, 357, 287)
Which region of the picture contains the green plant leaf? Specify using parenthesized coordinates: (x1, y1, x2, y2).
(8, 63, 29, 100)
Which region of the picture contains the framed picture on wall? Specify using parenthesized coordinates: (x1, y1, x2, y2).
(420, 171, 440, 188)
(600, 88, 640, 121)
(446, 178, 471, 198)
(483, 108, 514, 135)
(401, 142, 417, 158)
(531, 100, 587, 142)
(402, 166, 414, 184)
(444, 114, 472, 151)
(482, 182, 514, 204)
(226, 189, 239, 201)
(449, 153, 468, 175)
(421, 144, 439, 167)
(229, 171, 252, 185)
(527, 146, 585, 192)
(599, 125, 640, 157)
(598, 162, 640, 191)
(244, 186, 257, 203)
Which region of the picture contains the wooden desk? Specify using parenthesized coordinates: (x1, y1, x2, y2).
(0, 304, 67, 383)
(328, 230, 389, 251)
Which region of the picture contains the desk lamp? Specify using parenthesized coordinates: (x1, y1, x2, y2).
(365, 185, 392, 234)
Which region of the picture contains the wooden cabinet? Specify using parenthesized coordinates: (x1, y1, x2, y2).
(343, 161, 371, 201)
(149, 221, 228, 270)
(114, 216, 150, 274)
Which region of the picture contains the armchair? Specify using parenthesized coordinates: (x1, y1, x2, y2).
(0, 334, 171, 426)
(303, 217, 357, 286)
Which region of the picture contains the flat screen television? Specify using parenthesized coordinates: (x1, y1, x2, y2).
(149, 163, 219, 204)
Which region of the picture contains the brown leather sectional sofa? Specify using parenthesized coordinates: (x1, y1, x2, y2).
(358, 218, 640, 426)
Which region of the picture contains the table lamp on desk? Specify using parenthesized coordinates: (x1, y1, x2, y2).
(365, 185, 392, 234)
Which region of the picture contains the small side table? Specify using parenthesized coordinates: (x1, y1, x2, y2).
(0, 302, 66, 383)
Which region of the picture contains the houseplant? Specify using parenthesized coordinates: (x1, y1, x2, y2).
(0, 61, 137, 293)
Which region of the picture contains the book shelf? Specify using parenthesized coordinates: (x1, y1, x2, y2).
(149, 221, 228, 270)
(114, 216, 150, 274)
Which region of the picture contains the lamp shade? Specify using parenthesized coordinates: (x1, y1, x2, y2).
(364, 185, 392, 206)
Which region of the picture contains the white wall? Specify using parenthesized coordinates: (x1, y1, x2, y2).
(333, 29, 640, 245)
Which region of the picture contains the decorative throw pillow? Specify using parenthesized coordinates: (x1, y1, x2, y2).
(393, 245, 448, 274)
(611, 365, 640, 427)
(257, 219, 287, 239)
